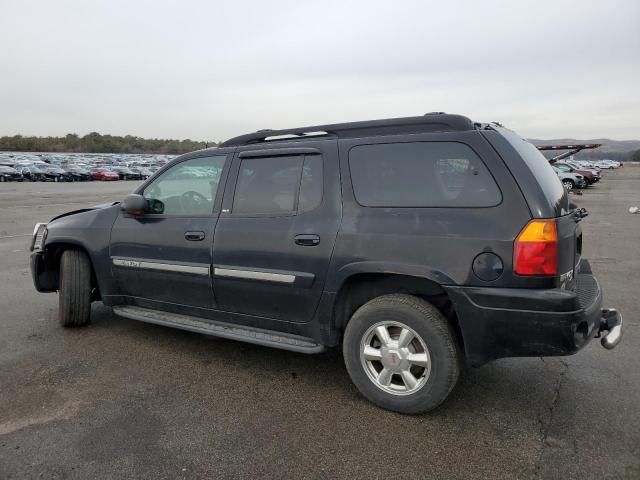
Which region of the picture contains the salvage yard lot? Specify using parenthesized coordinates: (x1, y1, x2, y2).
(0, 170, 638, 479)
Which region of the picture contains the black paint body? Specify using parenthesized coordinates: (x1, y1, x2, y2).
(30, 116, 605, 366)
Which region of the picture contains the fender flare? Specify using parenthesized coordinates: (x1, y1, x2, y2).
(327, 261, 455, 294)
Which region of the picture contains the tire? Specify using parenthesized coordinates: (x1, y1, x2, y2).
(343, 294, 460, 414)
(0, 176, 5, 182)
(58, 249, 92, 327)
(562, 179, 574, 191)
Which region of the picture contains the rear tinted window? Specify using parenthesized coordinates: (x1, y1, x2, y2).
(498, 129, 569, 214)
(234, 156, 302, 215)
(349, 142, 501, 207)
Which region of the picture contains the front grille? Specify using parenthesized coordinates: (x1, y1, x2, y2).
(576, 273, 599, 309)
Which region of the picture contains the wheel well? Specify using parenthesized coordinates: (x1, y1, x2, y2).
(44, 243, 101, 300)
(333, 273, 463, 351)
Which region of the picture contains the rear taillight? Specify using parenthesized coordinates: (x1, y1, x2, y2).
(513, 219, 558, 276)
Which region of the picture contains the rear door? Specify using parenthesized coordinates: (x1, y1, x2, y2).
(212, 141, 341, 323)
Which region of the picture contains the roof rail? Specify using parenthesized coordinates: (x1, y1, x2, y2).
(219, 113, 474, 147)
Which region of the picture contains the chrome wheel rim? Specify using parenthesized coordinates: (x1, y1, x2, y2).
(563, 181, 573, 190)
(360, 321, 431, 396)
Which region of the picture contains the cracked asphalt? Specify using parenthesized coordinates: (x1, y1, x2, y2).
(1, 170, 639, 479)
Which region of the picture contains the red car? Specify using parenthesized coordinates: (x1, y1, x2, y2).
(90, 168, 119, 181)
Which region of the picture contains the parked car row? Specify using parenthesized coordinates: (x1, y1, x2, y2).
(0, 152, 174, 182)
(550, 159, 617, 192)
(594, 159, 623, 169)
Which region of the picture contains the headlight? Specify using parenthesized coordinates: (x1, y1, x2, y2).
(30, 223, 48, 251)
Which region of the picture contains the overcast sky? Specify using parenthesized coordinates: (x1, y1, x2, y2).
(1, 0, 639, 141)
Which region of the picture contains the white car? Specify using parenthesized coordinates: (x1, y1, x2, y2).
(575, 160, 602, 172)
(596, 159, 621, 169)
(552, 166, 586, 190)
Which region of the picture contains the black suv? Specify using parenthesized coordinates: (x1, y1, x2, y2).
(29, 114, 622, 414)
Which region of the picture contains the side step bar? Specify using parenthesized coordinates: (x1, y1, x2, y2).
(112, 306, 326, 354)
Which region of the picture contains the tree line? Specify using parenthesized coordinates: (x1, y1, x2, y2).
(0, 133, 216, 154)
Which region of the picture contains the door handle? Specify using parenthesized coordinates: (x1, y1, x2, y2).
(185, 231, 205, 241)
(295, 234, 320, 246)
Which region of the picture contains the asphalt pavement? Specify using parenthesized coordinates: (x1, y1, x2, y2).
(0, 173, 638, 479)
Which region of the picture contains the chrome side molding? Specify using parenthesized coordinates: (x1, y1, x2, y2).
(213, 267, 295, 284)
(112, 258, 209, 276)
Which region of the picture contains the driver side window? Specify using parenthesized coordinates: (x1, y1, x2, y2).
(143, 155, 227, 215)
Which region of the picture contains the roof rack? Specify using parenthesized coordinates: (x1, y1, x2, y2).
(219, 113, 474, 147)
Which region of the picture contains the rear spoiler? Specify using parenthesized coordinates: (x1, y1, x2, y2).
(536, 144, 602, 163)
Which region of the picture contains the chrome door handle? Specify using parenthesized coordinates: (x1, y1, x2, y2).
(185, 231, 205, 241)
(294, 234, 320, 246)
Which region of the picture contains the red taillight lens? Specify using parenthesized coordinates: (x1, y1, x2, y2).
(514, 220, 558, 275)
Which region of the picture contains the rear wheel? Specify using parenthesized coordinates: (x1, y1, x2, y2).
(58, 250, 92, 327)
(0, 176, 5, 182)
(343, 294, 460, 414)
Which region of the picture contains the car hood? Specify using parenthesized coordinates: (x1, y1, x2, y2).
(49, 201, 120, 222)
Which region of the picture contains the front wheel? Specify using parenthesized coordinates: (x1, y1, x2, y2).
(562, 179, 575, 190)
(58, 250, 92, 327)
(343, 294, 460, 414)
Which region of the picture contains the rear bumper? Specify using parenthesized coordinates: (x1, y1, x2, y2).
(445, 260, 622, 367)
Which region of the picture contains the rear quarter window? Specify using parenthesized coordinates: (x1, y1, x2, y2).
(497, 128, 569, 215)
(348, 142, 501, 208)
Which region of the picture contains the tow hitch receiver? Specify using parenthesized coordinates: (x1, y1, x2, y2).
(598, 309, 623, 350)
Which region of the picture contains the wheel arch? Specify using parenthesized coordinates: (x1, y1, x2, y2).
(41, 241, 101, 300)
(330, 268, 465, 358)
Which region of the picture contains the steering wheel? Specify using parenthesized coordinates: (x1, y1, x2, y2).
(180, 190, 209, 213)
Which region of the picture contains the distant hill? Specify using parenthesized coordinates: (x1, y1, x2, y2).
(529, 138, 640, 161)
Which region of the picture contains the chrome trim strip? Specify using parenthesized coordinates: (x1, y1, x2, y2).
(214, 267, 295, 284)
(112, 258, 209, 276)
(30, 223, 48, 251)
(32, 222, 48, 235)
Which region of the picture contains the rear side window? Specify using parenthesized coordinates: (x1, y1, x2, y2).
(497, 128, 568, 215)
(349, 142, 501, 207)
(233, 155, 323, 215)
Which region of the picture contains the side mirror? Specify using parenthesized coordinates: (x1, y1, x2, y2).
(121, 194, 148, 216)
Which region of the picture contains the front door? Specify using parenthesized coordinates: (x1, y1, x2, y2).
(212, 142, 341, 323)
(110, 154, 229, 313)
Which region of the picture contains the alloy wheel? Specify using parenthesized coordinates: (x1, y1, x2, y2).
(360, 321, 431, 396)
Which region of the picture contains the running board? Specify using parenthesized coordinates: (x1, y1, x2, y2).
(112, 306, 326, 354)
